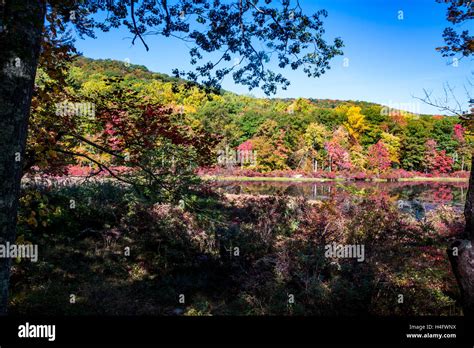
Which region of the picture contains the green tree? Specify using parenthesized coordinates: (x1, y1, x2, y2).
(302, 122, 330, 171)
(431, 117, 458, 156)
(380, 131, 401, 166)
(400, 121, 429, 171)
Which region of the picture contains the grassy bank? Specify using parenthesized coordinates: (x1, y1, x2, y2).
(202, 175, 340, 182)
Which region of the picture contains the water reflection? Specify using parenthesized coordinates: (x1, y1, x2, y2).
(217, 181, 468, 219)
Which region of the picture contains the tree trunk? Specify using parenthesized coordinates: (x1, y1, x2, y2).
(464, 154, 474, 237)
(0, 0, 45, 314)
(449, 153, 474, 316)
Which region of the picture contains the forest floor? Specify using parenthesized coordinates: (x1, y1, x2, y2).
(10, 181, 464, 316)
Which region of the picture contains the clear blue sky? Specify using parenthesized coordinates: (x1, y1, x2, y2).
(74, 0, 472, 114)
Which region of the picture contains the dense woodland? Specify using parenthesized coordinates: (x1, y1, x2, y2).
(29, 56, 471, 180)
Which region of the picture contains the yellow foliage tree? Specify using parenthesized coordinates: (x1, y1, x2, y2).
(380, 131, 401, 164)
(304, 122, 330, 150)
(350, 144, 367, 170)
(287, 98, 316, 114)
(343, 106, 368, 143)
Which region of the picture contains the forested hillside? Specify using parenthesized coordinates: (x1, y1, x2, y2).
(30, 56, 471, 178)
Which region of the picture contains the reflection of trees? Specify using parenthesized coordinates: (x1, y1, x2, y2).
(219, 181, 467, 206)
(432, 186, 454, 204)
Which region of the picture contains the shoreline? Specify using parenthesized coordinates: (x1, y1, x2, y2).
(201, 175, 469, 183)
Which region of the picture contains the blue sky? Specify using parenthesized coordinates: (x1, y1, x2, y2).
(74, 0, 472, 114)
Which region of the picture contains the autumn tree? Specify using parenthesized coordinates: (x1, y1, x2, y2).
(325, 127, 352, 171)
(424, 139, 439, 173)
(349, 144, 367, 170)
(424, 139, 454, 174)
(287, 98, 317, 115)
(380, 131, 401, 166)
(453, 124, 471, 171)
(251, 120, 289, 171)
(302, 122, 329, 171)
(367, 140, 391, 174)
(342, 106, 368, 144)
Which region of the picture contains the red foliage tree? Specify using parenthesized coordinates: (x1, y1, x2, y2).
(325, 140, 352, 171)
(367, 140, 391, 172)
(424, 139, 453, 174)
(433, 150, 454, 174)
(424, 139, 439, 172)
(453, 124, 465, 143)
(237, 140, 253, 151)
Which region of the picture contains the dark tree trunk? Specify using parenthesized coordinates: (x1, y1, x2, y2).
(0, 0, 45, 314)
(448, 154, 474, 316)
(464, 155, 474, 237)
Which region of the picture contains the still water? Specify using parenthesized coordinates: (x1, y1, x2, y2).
(216, 180, 468, 219)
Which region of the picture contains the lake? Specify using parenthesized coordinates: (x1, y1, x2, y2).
(216, 180, 468, 219)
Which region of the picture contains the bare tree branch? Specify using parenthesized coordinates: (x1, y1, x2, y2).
(131, 0, 149, 51)
(413, 85, 472, 119)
